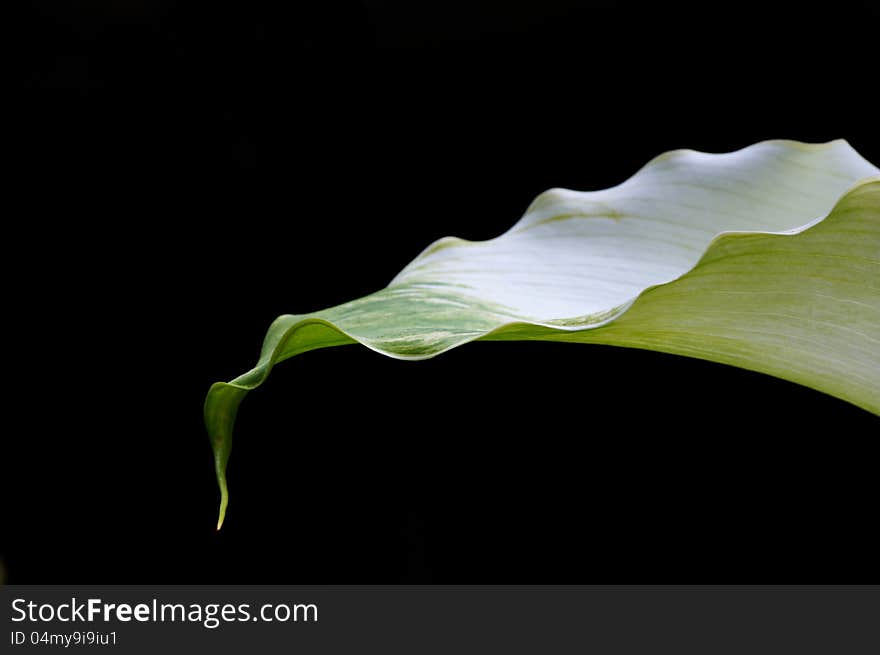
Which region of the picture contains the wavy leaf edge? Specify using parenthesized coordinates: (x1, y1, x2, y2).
(206, 139, 880, 528)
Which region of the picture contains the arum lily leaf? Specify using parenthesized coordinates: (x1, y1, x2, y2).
(206, 139, 880, 528)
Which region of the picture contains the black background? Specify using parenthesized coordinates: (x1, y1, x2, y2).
(6, 1, 879, 583)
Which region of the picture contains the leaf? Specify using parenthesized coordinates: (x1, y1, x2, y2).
(205, 139, 880, 528)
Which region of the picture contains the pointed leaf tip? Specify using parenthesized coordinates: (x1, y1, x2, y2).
(217, 483, 228, 531)
(205, 382, 248, 532)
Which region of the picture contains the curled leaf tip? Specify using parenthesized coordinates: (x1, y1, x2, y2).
(217, 482, 228, 531)
(205, 382, 248, 531)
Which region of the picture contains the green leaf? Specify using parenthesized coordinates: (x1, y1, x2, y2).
(206, 139, 880, 528)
